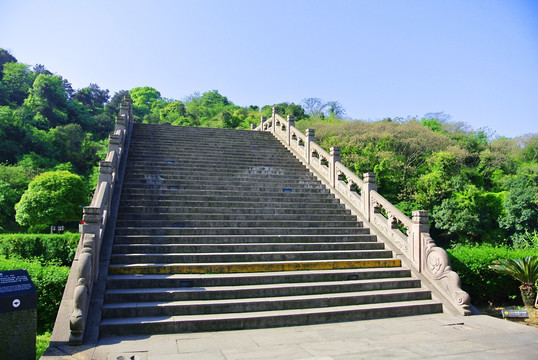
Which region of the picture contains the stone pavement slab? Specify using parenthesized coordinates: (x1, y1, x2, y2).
(42, 313, 538, 359)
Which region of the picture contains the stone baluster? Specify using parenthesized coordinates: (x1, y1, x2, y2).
(98, 160, 113, 186)
(260, 116, 266, 131)
(362, 173, 377, 222)
(411, 210, 430, 271)
(272, 107, 279, 134)
(305, 129, 315, 165)
(287, 115, 295, 146)
(109, 133, 121, 157)
(82, 206, 100, 283)
(115, 115, 126, 133)
(119, 103, 129, 124)
(122, 94, 133, 123)
(330, 147, 341, 188)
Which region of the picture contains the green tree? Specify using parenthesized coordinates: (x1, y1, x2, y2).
(432, 184, 505, 244)
(301, 98, 327, 119)
(0, 106, 25, 163)
(105, 90, 130, 116)
(15, 170, 86, 228)
(130, 86, 162, 122)
(0, 165, 34, 230)
(326, 101, 346, 119)
(500, 170, 538, 246)
(22, 74, 69, 129)
(414, 151, 458, 209)
(73, 83, 109, 112)
(1, 62, 35, 106)
(0, 48, 17, 80)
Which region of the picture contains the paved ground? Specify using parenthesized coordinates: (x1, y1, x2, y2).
(44, 313, 538, 360)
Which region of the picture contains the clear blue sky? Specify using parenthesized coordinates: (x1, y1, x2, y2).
(1, 0, 537, 138)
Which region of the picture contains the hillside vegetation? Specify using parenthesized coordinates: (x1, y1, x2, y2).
(0, 48, 537, 249)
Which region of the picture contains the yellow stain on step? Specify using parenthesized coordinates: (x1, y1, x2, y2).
(109, 259, 402, 275)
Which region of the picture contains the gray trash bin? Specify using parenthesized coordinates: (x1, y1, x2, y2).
(0, 269, 37, 360)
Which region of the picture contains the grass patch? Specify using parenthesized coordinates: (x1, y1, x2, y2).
(36, 332, 51, 359)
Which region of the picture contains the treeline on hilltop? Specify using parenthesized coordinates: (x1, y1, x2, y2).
(296, 117, 538, 248)
(0, 48, 537, 249)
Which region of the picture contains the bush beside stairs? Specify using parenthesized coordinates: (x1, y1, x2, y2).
(99, 123, 443, 336)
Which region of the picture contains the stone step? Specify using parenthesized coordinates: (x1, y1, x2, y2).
(108, 258, 402, 275)
(117, 193, 338, 203)
(113, 226, 369, 236)
(123, 166, 314, 176)
(113, 219, 362, 228)
(105, 268, 414, 289)
(119, 184, 329, 193)
(116, 205, 351, 216)
(99, 300, 443, 336)
(115, 213, 357, 222)
(127, 148, 287, 158)
(101, 288, 434, 319)
(112, 234, 376, 244)
(125, 159, 305, 169)
(120, 181, 327, 191)
(104, 277, 419, 302)
(120, 175, 316, 185)
(111, 242, 384, 254)
(109, 249, 394, 265)
(116, 199, 344, 209)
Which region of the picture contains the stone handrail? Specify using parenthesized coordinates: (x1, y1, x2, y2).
(68, 96, 133, 343)
(253, 107, 470, 315)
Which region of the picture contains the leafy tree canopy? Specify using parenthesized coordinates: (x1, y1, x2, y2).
(15, 170, 86, 227)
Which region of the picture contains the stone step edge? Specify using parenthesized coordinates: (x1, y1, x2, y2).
(99, 299, 442, 326)
(105, 268, 411, 281)
(104, 277, 420, 296)
(113, 234, 372, 239)
(108, 259, 402, 275)
(111, 241, 382, 248)
(101, 288, 432, 311)
(110, 249, 391, 257)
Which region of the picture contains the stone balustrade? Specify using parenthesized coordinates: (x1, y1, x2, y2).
(68, 96, 133, 343)
(254, 108, 471, 315)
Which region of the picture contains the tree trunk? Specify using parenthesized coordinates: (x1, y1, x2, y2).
(520, 284, 537, 307)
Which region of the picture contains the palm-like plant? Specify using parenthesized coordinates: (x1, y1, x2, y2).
(490, 256, 538, 307)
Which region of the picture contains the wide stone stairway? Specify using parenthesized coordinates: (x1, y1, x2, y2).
(99, 123, 442, 336)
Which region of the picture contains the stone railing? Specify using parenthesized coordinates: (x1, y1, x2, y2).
(68, 96, 133, 343)
(253, 108, 471, 315)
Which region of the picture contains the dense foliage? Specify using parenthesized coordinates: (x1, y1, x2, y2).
(0, 255, 70, 333)
(0, 233, 78, 266)
(14, 170, 86, 230)
(447, 244, 538, 305)
(297, 118, 538, 248)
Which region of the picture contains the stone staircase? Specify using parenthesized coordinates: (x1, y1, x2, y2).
(99, 123, 442, 336)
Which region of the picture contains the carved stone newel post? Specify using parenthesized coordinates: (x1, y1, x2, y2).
(411, 210, 429, 271)
(287, 115, 295, 146)
(271, 107, 279, 134)
(330, 147, 341, 188)
(362, 173, 377, 222)
(305, 129, 315, 165)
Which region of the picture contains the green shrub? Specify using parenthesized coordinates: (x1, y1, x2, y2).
(0, 256, 70, 333)
(0, 233, 79, 266)
(447, 244, 538, 305)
